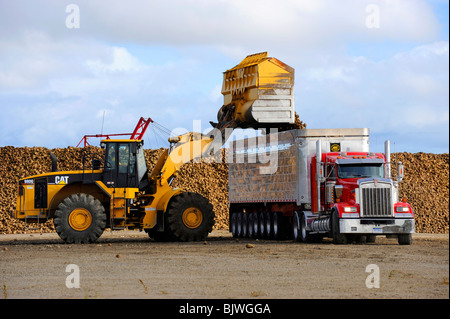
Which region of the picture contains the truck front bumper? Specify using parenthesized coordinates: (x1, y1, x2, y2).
(339, 218, 415, 235)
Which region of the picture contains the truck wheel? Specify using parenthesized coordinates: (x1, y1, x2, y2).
(272, 212, 283, 240)
(366, 235, 376, 243)
(299, 212, 314, 243)
(398, 234, 412, 245)
(299, 213, 324, 243)
(292, 211, 301, 242)
(164, 192, 215, 242)
(331, 210, 347, 244)
(54, 193, 106, 244)
(356, 235, 367, 244)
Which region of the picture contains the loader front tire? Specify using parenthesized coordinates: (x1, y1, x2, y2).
(164, 192, 215, 242)
(54, 193, 106, 244)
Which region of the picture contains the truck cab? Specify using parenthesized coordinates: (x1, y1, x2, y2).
(311, 145, 414, 244)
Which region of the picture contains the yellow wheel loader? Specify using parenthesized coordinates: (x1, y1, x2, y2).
(13, 52, 299, 244)
(15, 134, 216, 244)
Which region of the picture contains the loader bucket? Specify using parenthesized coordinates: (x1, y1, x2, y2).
(212, 52, 296, 132)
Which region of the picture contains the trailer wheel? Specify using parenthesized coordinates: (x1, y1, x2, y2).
(259, 212, 267, 239)
(236, 212, 243, 238)
(272, 212, 283, 240)
(247, 213, 255, 238)
(241, 213, 249, 238)
(331, 210, 348, 244)
(265, 212, 273, 239)
(252, 213, 260, 239)
(54, 193, 106, 244)
(164, 192, 215, 242)
(230, 212, 238, 238)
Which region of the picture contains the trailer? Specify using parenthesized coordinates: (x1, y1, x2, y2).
(228, 128, 414, 245)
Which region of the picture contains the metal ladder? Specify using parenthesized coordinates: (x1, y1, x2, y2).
(25, 208, 45, 231)
(110, 191, 127, 230)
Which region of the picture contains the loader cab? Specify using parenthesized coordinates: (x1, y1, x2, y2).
(101, 140, 148, 189)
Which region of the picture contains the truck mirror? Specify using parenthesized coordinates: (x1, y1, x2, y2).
(318, 162, 325, 183)
(397, 161, 404, 182)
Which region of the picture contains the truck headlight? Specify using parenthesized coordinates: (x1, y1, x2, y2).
(342, 206, 359, 218)
(395, 206, 413, 218)
(343, 206, 357, 213)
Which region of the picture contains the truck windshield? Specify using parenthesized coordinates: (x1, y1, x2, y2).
(337, 164, 384, 179)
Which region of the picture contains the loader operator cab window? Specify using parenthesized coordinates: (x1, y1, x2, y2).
(118, 144, 132, 174)
(105, 142, 134, 174)
(106, 143, 116, 169)
(136, 147, 147, 183)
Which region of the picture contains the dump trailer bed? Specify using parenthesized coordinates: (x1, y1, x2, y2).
(228, 128, 370, 205)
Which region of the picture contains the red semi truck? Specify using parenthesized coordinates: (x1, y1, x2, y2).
(228, 128, 414, 245)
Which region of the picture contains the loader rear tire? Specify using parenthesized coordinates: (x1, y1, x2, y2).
(164, 192, 215, 242)
(54, 193, 106, 244)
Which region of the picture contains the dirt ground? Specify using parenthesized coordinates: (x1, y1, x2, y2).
(0, 230, 448, 299)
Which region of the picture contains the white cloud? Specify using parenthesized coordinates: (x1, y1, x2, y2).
(297, 40, 448, 152)
(402, 106, 449, 128)
(86, 47, 144, 74)
(0, 1, 441, 52)
(0, 0, 447, 153)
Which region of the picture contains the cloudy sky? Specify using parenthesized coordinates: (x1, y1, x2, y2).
(0, 0, 448, 153)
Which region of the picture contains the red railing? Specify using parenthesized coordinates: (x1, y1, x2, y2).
(77, 117, 153, 147)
